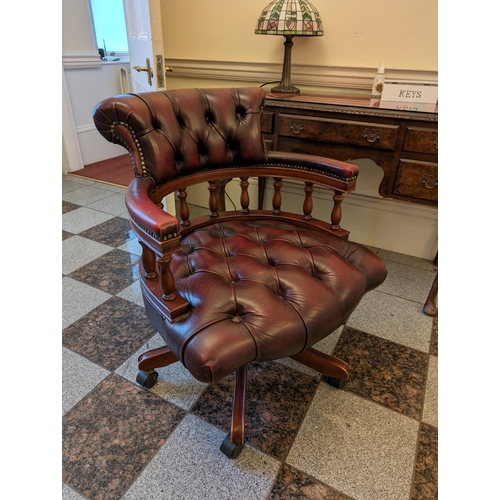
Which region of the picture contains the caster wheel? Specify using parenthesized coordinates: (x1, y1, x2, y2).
(220, 434, 244, 459)
(324, 376, 347, 389)
(136, 370, 158, 388)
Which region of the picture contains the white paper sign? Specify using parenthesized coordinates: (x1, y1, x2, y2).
(381, 80, 438, 104)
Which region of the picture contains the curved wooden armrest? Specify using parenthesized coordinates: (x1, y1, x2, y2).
(266, 150, 360, 182)
(125, 177, 180, 246)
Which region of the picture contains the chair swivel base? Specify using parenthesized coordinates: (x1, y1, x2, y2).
(324, 376, 347, 389)
(220, 434, 245, 459)
(136, 369, 159, 388)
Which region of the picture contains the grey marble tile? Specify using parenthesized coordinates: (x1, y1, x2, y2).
(62, 176, 96, 194)
(376, 260, 437, 304)
(346, 290, 433, 352)
(116, 333, 208, 410)
(62, 236, 113, 275)
(379, 249, 437, 272)
(87, 192, 128, 215)
(62, 347, 110, 415)
(62, 276, 112, 329)
(116, 279, 144, 307)
(422, 355, 438, 427)
(287, 384, 419, 500)
(62, 207, 114, 234)
(62, 484, 87, 500)
(62, 184, 115, 206)
(117, 237, 142, 256)
(122, 414, 281, 500)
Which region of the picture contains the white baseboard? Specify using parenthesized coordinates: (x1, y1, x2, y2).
(77, 126, 126, 165)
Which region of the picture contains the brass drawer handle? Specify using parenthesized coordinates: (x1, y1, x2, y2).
(364, 128, 382, 143)
(290, 120, 305, 134)
(422, 175, 438, 189)
(432, 135, 438, 149)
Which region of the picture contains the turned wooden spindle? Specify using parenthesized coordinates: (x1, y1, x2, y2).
(139, 241, 158, 280)
(177, 187, 190, 226)
(272, 177, 282, 214)
(239, 177, 250, 214)
(303, 182, 314, 220)
(331, 190, 344, 230)
(156, 254, 177, 301)
(208, 180, 219, 217)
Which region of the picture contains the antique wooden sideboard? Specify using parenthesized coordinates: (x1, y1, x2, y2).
(260, 92, 438, 210)
(260, 92, 438, 316)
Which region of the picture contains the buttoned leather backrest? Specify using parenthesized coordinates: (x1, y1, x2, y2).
(93, 87, 267, 187)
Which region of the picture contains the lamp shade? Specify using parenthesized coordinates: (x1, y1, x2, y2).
(255, 0, 323, 36)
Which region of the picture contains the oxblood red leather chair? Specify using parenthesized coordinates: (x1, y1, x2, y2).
(93, 87, 387, 459)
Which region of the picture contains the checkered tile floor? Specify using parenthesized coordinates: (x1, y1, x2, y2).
(62, 174, 437, 500)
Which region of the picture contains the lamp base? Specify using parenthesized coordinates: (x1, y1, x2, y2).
(271, 35, 300, 94)
(271, 82, 300, 94)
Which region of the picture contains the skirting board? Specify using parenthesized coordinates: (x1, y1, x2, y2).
(75, 126, 127, 167)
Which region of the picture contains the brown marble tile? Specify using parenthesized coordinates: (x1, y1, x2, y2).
(63, 200, 81, 213)
(333, 327, 428, 420)
(63, 230, 73, 240)
(80, 217, 136, 247)
(430, 316, 438, 357)
(269, 463, 354, 500)
(62, 296, 157, 371)
(68, 249, 140, 294)
(411, 423, 438, 500)
(191, 360, 319, 460)
(63, 373, 185, 500)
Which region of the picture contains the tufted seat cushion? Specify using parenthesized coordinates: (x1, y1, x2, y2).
(148, 219, 387, 384)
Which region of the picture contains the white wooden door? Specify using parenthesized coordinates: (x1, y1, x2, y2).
(123, 0, 167, 92)
(122, 0, 176, 213)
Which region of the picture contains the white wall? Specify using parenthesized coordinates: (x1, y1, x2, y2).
(62, 0, 128, 169)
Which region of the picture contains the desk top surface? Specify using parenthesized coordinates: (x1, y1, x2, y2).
(264, 92, 438, 121)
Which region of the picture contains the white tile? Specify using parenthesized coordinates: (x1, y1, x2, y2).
(62, 185, 115, 206)
(115, 333, 208, 411)
(62, 277, 112, 328)
(62, 483, 87, 500)
(287, 384, 419, 500)
(87, 192, 127, 216)
(376, 261, 437, 304)
(347, 290, 433, 352)
(62, 236, 113, 275)
(117, 236, 142, 256)
(62, 347, 110, 414)
(422, 355, 438, 427)
(122, 414, 280, 500)
(379, 249, 437, 272)
(116, 279, 144, 307)
(62, 207, 114, 234)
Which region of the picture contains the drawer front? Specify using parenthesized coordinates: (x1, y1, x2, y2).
(403, 127, 438, 154)
(278, 113, 400, 151)
(393, 159, 438, 202)
(261, 111, 275, 134)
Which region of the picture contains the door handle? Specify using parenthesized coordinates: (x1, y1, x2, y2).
(133, 58, 153, 86)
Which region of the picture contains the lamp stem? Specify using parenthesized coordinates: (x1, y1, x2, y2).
(272, 35, 300, 94)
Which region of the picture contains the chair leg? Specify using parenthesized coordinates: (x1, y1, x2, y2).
(291, 347, 350, 389)
(136, 346, 179, 389)
(220, 364, 248, 459)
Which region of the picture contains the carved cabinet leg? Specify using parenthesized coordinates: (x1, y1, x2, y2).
(423, 273, 438, 316)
